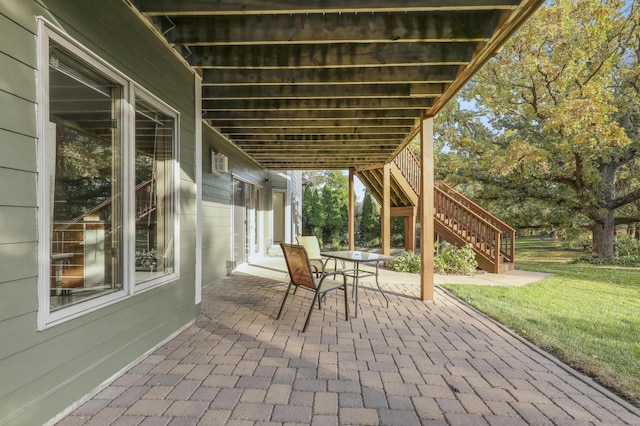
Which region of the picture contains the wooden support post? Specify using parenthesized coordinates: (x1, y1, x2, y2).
(405, 208, 416, 252)
(382, 163, 391, 255)
(348, 168, 355, 251)
(420, 116, 435, 301)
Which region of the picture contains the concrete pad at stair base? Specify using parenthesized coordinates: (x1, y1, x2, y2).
(368, 261, 552, 287)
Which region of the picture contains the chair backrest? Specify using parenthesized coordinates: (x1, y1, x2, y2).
(280, 243, 316, 289)
(296, 236, 322, 260)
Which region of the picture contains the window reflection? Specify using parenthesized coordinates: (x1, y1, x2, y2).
(48, 43, 123, 309)
(134, 98, 175, 284)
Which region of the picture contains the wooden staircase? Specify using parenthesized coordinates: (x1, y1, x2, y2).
(356, 147, 515, 273)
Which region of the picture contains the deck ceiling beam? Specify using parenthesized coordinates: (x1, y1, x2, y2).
(205, 110, 416, 122)
(202, 83, 444, 100)
(201, 66, 459, 86)
(158, 11, 498, 46)
(188, 43, 474, 68)
(231, 136, 404, 144)
(202, 98, 432, 111)
(234, 145, 399, 151)
(208, 118, 416, 127)
(135, 0, 521, 15)
(219, 126, 414, 135)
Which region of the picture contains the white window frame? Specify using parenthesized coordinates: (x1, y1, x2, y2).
(130, 87, 181, 294)
(36, 19, 180, 329)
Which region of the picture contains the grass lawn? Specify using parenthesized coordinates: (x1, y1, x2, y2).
(442, 238, 640, 406)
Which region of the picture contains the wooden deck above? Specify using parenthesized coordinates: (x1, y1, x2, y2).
(130, 0, 545, 170)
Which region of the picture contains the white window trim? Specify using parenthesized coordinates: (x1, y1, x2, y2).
(36, 18, 180, 329)
(131, 86, 181, 294)
(195, 74, 203, 305)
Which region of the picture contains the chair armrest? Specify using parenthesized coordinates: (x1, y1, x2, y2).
(318, 270, 348, 285)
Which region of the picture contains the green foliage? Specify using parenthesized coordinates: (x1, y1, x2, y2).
(135, 248, 158, 270)
(301, 186, 314, 236)
(301, 171, 350, 249)
(386, 250, 421, 273)
(359, 191, 380, 246)
(307, 188, 325, 231)
(570, 234, 640, 266)
(391, 216, 405, 248)
(436, 0, 640, 258)
(322, 187, 343, 230)
(385, 244, 479, 275)
(434, 243, 478, 275)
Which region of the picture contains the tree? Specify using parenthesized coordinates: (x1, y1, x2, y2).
(321, 186, 346, 248)
(439, 0, 640, 258)
(301, 185, 314, 236)
(307, 188, 325, 240)
(359, 190, 380, 246)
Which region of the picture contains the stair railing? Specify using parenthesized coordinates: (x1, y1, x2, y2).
(393, 146, 421, 195)
(434, 186, 503, 268)
(435, 181, 515, 265)
(391, 145, 515, 266)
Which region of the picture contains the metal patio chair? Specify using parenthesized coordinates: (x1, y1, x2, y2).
(296, 235, 338, 277)
(278, 243, 349, 332)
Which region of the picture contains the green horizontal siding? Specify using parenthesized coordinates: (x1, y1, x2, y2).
(0, 130, 36, 173)
(0, 207, 37, 244)
(0, 278, 36, 322)
(0, 13, 37, 67)
(0, 169, 36, 207)
(0, 242, 37, 284)
(0, 52, 35, 101)
(0, 91, 36, 138)
(0, 1, 200, 424)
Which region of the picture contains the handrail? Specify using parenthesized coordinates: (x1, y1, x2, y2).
(393, 147, 420, 195)
(435, 181, 515, 234)
(434, 181, 515, 264)
(434, 186, 503, 268)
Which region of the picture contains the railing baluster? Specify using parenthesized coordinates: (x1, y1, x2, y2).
(393, 145, 515, 270)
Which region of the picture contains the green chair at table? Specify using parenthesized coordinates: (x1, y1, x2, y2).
(296, 235, 337, 277)
(278, 243, 349, 332)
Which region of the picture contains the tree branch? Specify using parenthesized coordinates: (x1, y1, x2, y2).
(609, 186, 640, 210)
(614, 216, 640, 225)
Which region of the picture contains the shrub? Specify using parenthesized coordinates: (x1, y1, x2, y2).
(385, 244, 479, 275)
(564, 235, 592, 251)
(434, 243, 478, 275)
(386, 250, 421, 273)
(569, 235, 640, 267)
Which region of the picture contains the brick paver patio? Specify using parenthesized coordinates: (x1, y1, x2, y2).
(58, 259, 640, 425)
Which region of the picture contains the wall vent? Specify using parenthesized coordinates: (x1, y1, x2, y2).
(211, 152, 228, 174)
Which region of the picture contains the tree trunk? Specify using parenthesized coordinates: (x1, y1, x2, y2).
(591, 213, 616, 258)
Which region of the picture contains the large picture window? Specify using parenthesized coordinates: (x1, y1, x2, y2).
(38, 21, 179, 328)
